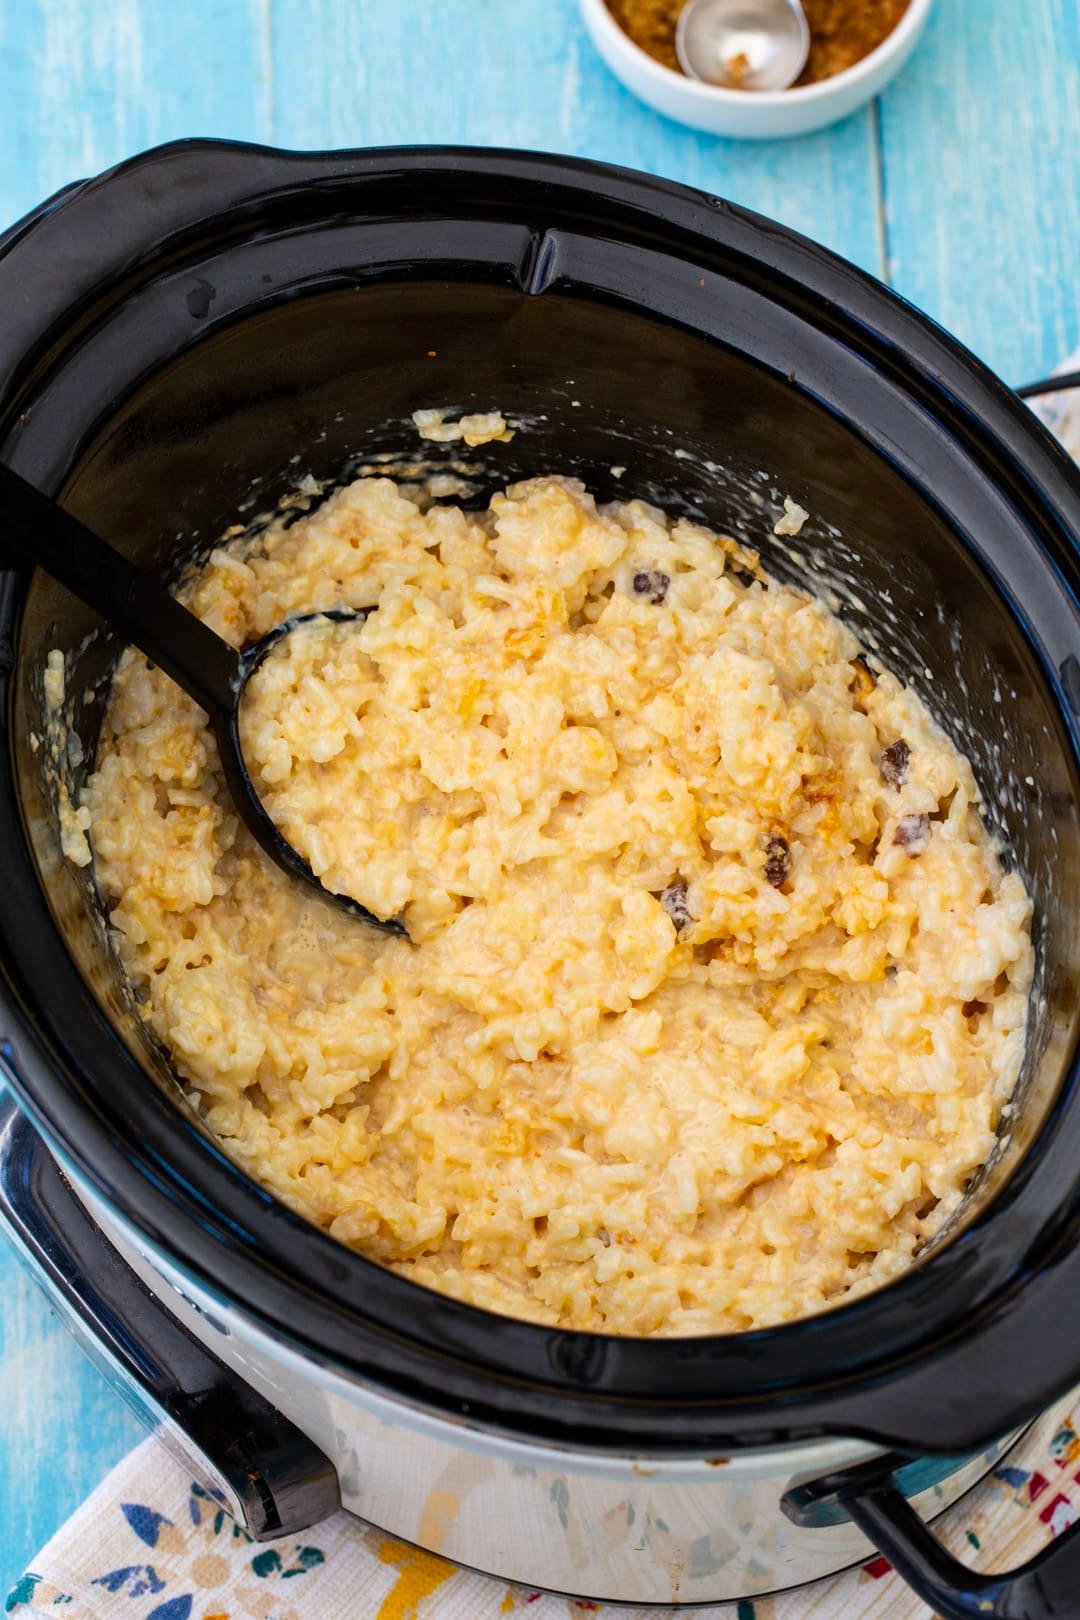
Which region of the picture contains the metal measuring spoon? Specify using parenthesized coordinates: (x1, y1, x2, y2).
(0, 462, 405, 935)
(676, 0, 810, 91)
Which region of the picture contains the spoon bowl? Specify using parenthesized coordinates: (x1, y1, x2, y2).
(226, 608, 405, 931)
(676, 0, 810, 92)
(0, 462, 405, 934)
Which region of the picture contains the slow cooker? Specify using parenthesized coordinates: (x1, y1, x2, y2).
(0, 141, 1078, 1617)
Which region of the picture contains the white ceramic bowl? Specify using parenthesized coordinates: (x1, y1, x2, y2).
(579, 0, 935, 138)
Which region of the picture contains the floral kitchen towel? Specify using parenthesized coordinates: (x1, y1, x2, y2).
(1028, 345, 1080, 459)
(7, 1388, 1080, 1620)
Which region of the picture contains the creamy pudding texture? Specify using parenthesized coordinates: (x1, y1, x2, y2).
(84, 474, 1032, 1335)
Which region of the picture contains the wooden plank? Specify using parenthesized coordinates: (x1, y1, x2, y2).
(0, 0, 274, 232)
(0, 0, 275, 1586)
(271, 0, 886, 274)
(0, 1152, 143, 1595)
(878, 0, 1080, 386)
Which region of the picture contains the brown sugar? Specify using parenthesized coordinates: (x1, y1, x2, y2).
(605, 0, 682, 74)
(797, 0, 912, 84)
(604, 0, 912, 86)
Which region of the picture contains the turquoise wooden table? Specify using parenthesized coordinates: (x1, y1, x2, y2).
(0, 0, 1077, 1595)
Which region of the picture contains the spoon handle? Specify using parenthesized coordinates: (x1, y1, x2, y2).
(0, 463, 241, 720)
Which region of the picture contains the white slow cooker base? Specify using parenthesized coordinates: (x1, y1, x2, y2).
(75, 1178, 1018, 1606)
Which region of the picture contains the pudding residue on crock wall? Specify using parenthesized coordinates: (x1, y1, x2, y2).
(78, 471, 1031, 1336)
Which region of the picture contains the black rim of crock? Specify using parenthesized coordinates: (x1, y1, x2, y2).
(0, 140, 1079, 1457)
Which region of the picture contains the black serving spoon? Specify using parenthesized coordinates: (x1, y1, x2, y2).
(0, 463, 405, 935)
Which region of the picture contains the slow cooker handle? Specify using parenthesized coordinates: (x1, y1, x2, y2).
(784, 1450, 1080, 1619)
(0, 1089, 341, 1540)
(1017, 371, 1080, 399)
